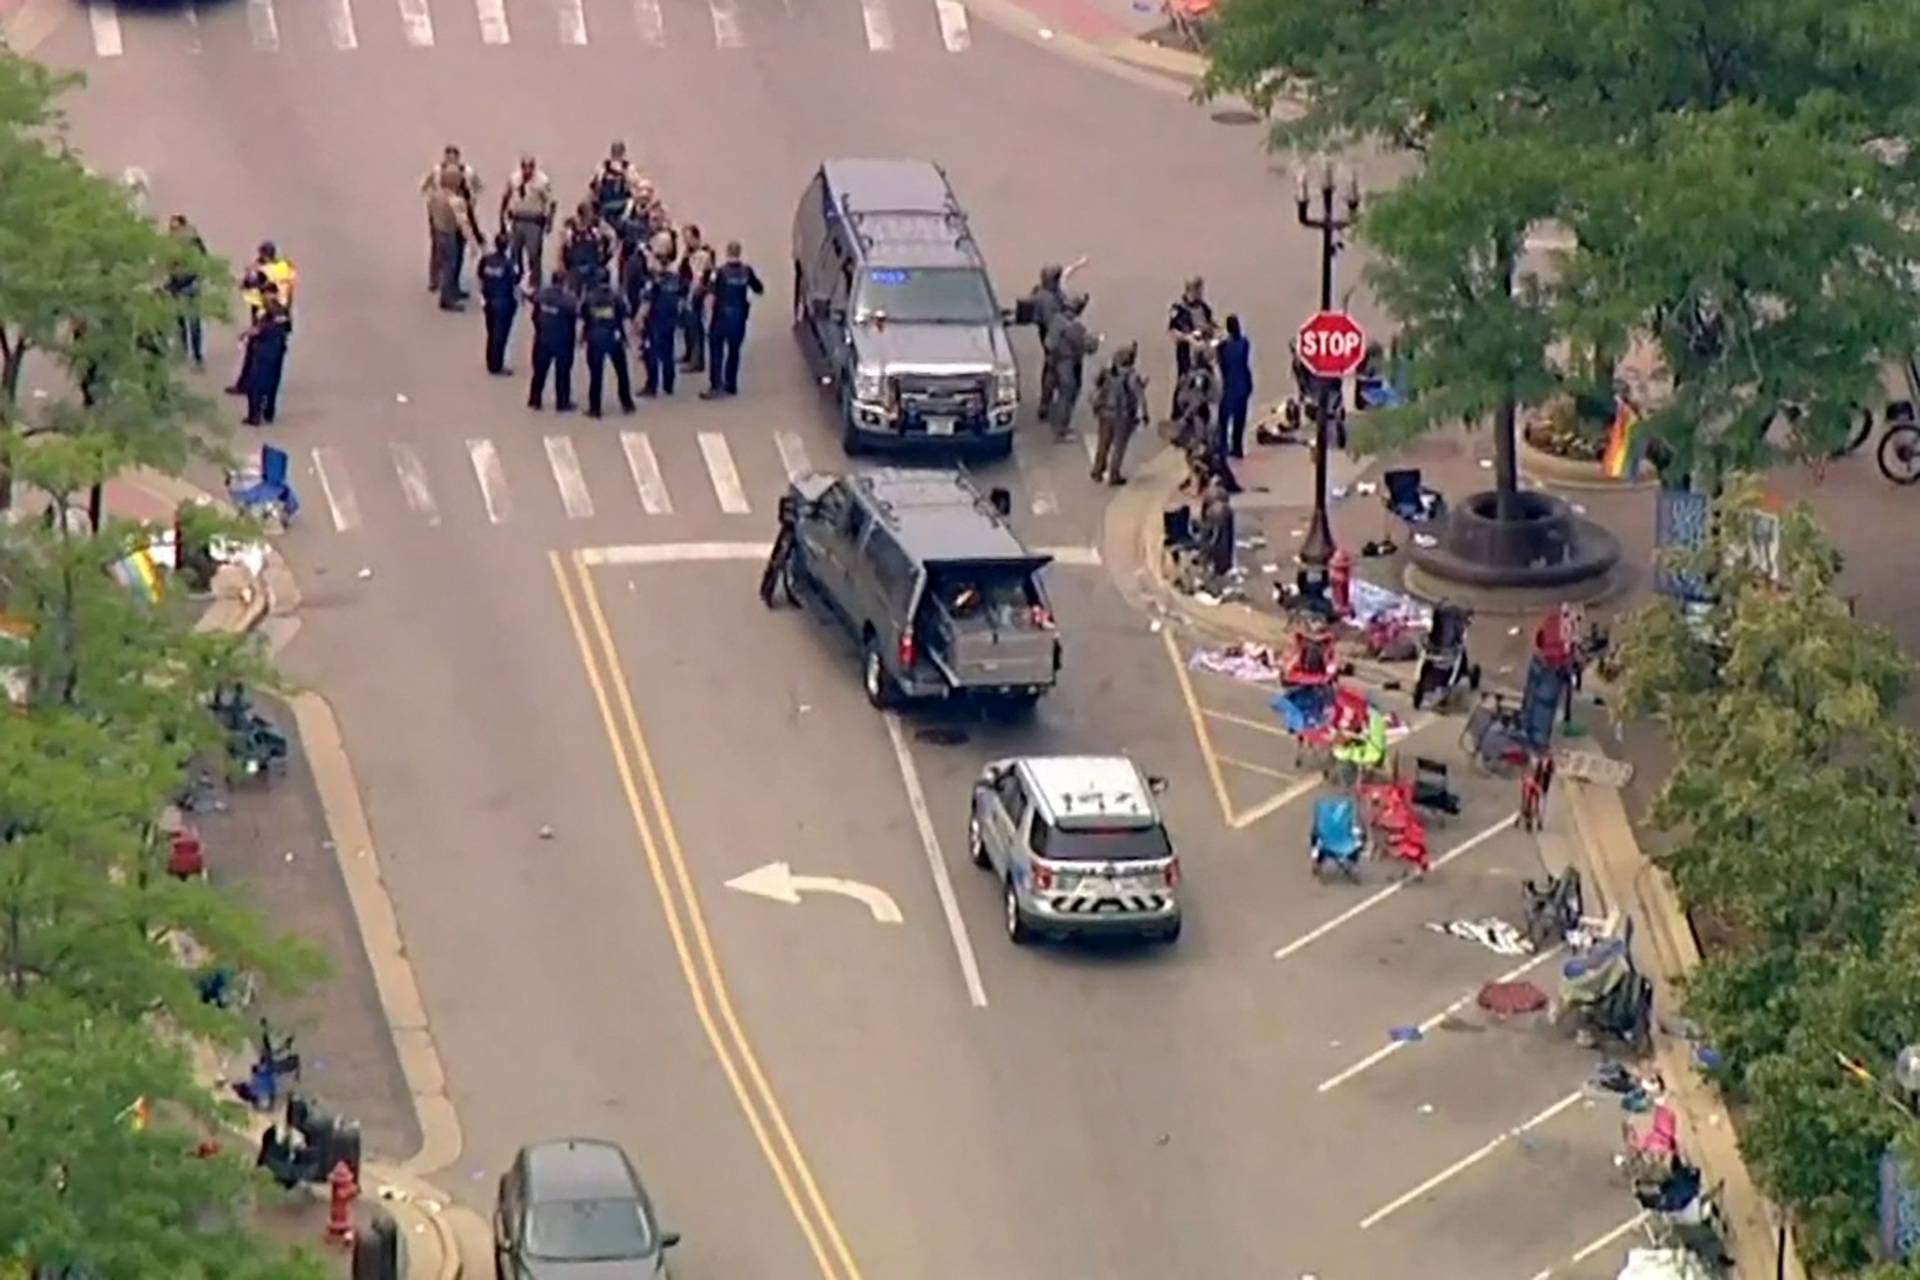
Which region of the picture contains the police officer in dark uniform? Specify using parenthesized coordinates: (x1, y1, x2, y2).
(640, 265, 686, 397)
(242, 283, 292, 427)
(581, 269, 636, 417)
(478, 232, 520, 376)
(1167, 275, 1216, 415)
(560, 202, 613, 291)
(527, 273, 580, 412)
(701, 240, 764, 399)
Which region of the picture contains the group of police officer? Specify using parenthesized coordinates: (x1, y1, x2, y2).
(426, 141, 765, 419)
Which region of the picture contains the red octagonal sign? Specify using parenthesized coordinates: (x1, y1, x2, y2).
(1296, 310, 1368, 380)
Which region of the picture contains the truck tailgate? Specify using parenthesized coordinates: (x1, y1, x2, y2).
(936, 617, 1057, 689)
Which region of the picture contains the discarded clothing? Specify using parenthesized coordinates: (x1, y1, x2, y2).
(1188, 642, 1285, 684)
(1477, 979, 1548, 1015)
(1347, 578, 1432, 632)
(1428, 916, 1534, 956)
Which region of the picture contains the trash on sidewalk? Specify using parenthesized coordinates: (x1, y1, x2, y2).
(356, 567, 373, 580)
(1427, 916, 1534, 956)
(1354, 480, 1378, 496)
(1477, 979, 1548, 1016)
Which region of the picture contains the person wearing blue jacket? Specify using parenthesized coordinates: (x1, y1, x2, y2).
(1217, 313, 1254, 459)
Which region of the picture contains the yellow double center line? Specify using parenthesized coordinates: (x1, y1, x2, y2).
(550, 549, 862, 1280)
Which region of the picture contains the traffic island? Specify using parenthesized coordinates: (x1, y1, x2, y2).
(1407, 488, 1623, 609)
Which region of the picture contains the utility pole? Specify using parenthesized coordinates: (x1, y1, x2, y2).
(1295, 162, 1361, 580)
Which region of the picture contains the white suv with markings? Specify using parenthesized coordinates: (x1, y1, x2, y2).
(968, 755, 1181, 945)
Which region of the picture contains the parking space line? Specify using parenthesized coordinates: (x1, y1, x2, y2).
(88, 1, 123, 57)
(1163, 627, 1237, 827)
(1360, 1089, 1585, 1230)
(1527, 1211, 1649, 1279)
(545, 436, 595, 519)
(1230, 776, 1321, 829)
(1202, 706, 1290, 739)
(1213, 753, 1295, 782)
(884, 713, 988, 1009)
(466, 438, 512, 524)
(1318, 945, 1563, 1092)
(698, 432, 751, 514)
(1272, 815, 1518, 962)
(310, 447, 362, 532)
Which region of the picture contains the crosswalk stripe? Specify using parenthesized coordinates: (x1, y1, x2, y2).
(774, 431, 812, 481)
(555, 0, 587, 44)
(709, 0, 744, 46)
(544, 436, 595, 519)
(621, 432, 672, 515)
(698, 432, 751, 515)
(183, 1, 202, 52)
(88, 1, 124, 57)
(399, 0, 435, 45)
(390, 443, 440, 524)
(1082, 433, 1098, 468)
(934, 0, 968, 50)
(475, 0, 510, 42)
(632, 0, 666, 45)
(311, 447, 363, 532)
(325, 0, 359, 48)
(859, 0, 894, 49)
(466, 438, 513, 524)
(247, 0, 281, 50)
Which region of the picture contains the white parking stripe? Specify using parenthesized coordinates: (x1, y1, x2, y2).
(389, 444, 439, 525)
(466, 438, 513, 524)
(88, 1, 123, 57)
(885, 712, 989, 1008)
(555, 0, 587, 44)
(620, 432, 672, 514)
(708, 0, 744, 47)
(325, 0, 358, 48)
(310, 447, 362, 533)
(774, 431, 812, 482)
(934, 0, 968, 50)
(1529, 1212, 1653, 1278)
(399, 0, 435, 45)
(632, 0, 665, 45)
(697, 433, 750, 514)
(544, 436, 595, 519)
(859, 0, 893, 50)
(247, 0, 280, 50)
(1360, 1090, 1587, 1230)
(475, 0, 509, 42)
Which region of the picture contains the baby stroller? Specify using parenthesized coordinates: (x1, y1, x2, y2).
(1558, 922, 1653, 1053)
(227, 444, 300, 533)
(1309, 795, 1367, 881)
(1412, 601, 1480, 711)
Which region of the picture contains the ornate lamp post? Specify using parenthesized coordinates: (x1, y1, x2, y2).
(1295, 161, 1361, 577)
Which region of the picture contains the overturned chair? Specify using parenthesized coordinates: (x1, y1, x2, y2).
(227, 444, 301, 532)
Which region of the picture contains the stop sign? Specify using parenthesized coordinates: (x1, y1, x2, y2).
(1296, 310, 1368, 379)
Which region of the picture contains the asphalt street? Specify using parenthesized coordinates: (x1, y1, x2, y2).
(36, 2, 1646, 1274)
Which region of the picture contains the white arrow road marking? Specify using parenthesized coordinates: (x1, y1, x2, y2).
(632, 0, 665, 45)
(88, 1, 123, 57)
(577, 542, 1098, 567)
(726, 862, 903, 923)
(247, 0, 280, 50)
(885, 712, 989, 1007)
(708, 0, 744, 46)
(774, 431, 812, 482)
(545, 435, 595, 519)
(620, 431, 672, 514)
(475, 0, 510, 41)
(310, 447, 362, 532)
(859, 0, 893, 49)
(467, 438, 512, 524)
(555, 0, 587, 43)
(697, 432, 751, 514)
(934, 0, 968, 50)
(326, 0, 358, 48)
(399, 0, 435, 45)
(389, 443, 439, 525)
(1360, 1089, 1587, 1230)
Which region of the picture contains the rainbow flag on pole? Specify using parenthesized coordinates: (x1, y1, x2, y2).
(108, 547, 163, 605)
(1601, 399, 1645, 479)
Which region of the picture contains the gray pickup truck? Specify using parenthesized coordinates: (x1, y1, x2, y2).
(779, 467, 1061, 713)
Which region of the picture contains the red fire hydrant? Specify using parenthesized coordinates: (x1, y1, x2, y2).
(325, 1160, 358, 1247)
(1329, 546, 1354, 619)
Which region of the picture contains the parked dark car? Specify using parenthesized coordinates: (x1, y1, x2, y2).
(494, 1138, 680, 1278)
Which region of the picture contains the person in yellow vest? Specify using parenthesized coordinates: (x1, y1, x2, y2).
(228, 242, 294, 394)
(257, 241, 297, 318)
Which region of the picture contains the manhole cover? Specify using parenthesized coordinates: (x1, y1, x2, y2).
(1210, 108, 1263, 126)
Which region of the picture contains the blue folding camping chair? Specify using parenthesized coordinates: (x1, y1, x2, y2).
(228, 444, 300, 529)
(1309, 795, 1366, 881)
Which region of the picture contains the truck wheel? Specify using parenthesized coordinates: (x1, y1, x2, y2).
(1004, 880, 1034, 945)
(862, 634, 896, 709)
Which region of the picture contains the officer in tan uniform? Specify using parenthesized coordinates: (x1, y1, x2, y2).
(421, 144, 481, 291)
(499, 154, 554, 285)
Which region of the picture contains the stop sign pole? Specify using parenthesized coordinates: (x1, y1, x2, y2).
(1295, 163, 1365, 582)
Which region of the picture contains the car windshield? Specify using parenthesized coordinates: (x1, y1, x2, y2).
(854, 268, 996, 325)
(1033, 823, 1172, 862)
(524, 1198, 655, 1262)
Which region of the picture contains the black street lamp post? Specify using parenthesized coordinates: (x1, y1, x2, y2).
(1295, 162, 1361, 579)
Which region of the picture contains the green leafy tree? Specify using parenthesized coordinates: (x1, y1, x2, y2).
(0, 994, 331, 1280)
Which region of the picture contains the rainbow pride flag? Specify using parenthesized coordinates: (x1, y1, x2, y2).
(109, 547, 163, 604)
(1601, 399, 1645, 479)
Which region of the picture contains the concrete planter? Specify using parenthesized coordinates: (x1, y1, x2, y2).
(1519, 435, 1657, 491)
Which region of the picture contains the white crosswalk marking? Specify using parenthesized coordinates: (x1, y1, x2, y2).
(934, 0, 968, 50)
(311, 447, 363, 532)
(859, 0, 894, 49)
(326, 0, 359, 48)
(544, 436, 595, 519)
(1082, 433, 1098, 468)
(475, 0, 510, 42)
(247, 0, 281, 50)
(389, 443, 439, 525)
(183, 1, 202, 52)
(555, 0, 587, 43)
(399, 0, 435, 45)
(709, 0, 744, 46)
(698, 433, 751, 515)
(621, 432, 672, 515)
(774, 431, 812, 481)
(632, 0, 666, 45)
(466, 439, 513, 524)
(88, 1, 124, 57)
